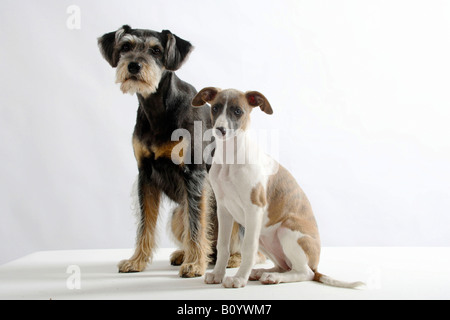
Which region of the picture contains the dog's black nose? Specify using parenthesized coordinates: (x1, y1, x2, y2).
(216, 127, 226, 136)
(128, 62, 142, 74)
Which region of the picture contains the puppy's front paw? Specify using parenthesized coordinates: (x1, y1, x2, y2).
(205, 272, 225, 284)
(223, 276, 247, 288)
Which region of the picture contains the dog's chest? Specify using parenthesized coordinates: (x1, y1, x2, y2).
(210, 163, 264, 223)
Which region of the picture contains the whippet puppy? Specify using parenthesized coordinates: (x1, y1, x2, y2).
(192, 87, 364, 288)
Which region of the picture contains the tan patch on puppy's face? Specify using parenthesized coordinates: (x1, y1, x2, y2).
(250, 182, 267, 207)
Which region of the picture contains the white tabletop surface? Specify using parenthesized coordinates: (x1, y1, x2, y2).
(1, 247, 449, 300)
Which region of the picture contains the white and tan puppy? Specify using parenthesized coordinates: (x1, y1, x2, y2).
(192, 88, 363, 288)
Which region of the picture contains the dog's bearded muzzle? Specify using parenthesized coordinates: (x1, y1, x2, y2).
(115, 58, 162, 97)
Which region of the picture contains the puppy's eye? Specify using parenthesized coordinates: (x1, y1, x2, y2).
(151, 47, 162, 55)
(234, 108, 242, 116)
(211, 104, 223, 113)
(121, 43, 131, 53)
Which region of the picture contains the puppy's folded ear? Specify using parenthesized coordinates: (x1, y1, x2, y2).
(192, 87, 221, 107)
(245, 91, 273, 115)
(162, 30, 194, 71)
(98, 25, 131, 68)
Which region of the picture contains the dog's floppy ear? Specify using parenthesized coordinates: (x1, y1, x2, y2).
(245, 91, 273, 115)
(98, 25, 131, 67)
(192, 87, 221, 107)
(162, 30, 194, 71)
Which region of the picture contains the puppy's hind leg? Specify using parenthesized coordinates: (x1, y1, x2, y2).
(259, 228, 315, 284)
(249, 265, 283, 281)
(118, 173, 161, 273)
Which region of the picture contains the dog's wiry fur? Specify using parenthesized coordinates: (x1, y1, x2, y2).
(98, 25, 240, 277)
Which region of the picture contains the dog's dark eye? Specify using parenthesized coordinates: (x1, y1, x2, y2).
(212, 105, 219, 113)
(121, 43, 131, 53)
(151, 47, 162, 55)
(234, 108, 242, 116)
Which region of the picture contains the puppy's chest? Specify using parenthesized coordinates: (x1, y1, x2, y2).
(210, 164, 265, 219)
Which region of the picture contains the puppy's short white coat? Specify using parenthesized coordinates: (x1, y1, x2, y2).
(193, 88, 364, 289)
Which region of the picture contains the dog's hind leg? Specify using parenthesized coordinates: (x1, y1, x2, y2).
(118, 173, 161, 273)
(169, 205, 185, 266)
(226, 223, 242, 268)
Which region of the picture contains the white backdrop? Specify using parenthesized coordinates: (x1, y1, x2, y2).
(1, 0, 450, 264)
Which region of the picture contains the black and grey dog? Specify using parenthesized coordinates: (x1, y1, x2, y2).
(98, 25, 241, 277)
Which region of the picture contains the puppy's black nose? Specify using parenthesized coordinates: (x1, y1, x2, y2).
(216, 127, 226, 136)
(128, 62, 142, 74)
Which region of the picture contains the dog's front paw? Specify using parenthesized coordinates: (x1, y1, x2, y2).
(205, 272, 225, 284)
(179, 262, 205, 278)
(117, 258, 146, 273)
(222, 276, 247, 288)
(170, 250, 184, 266)
(227, 253, 241, 268)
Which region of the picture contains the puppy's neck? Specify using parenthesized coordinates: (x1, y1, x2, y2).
(213, 131, 256, 165)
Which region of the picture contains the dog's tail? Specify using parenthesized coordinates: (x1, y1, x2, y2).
(313, 271, 365, 289)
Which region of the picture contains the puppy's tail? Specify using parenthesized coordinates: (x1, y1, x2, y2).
(313, 271, 365, 289)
